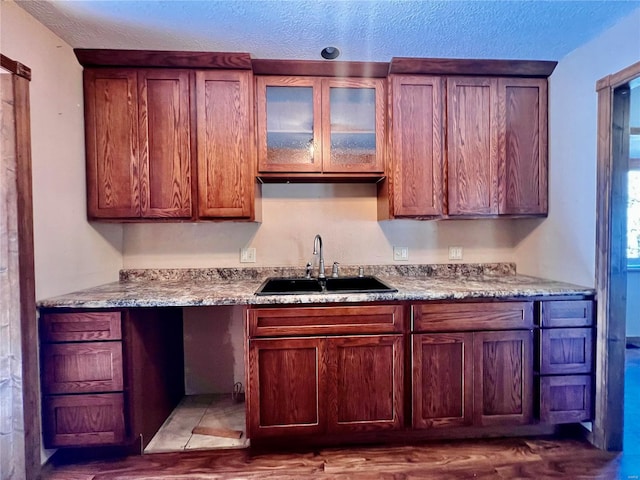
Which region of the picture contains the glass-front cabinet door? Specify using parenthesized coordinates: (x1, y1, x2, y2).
(256, 76, 322, 172)
(322, 78, 385, 173)
(256, 76, 385, 175)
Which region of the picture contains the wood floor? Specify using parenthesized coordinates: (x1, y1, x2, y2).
(39, 349, 640, 480)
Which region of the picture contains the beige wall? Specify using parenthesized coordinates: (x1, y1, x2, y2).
(514, 8, 640, 286)
(123, 185, 521, 269)
(0, 1, 123, 300)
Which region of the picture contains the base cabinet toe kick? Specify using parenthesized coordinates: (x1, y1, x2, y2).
(39, 297, 594, 451)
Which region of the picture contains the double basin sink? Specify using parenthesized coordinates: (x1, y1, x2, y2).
(255, 275, 397, 296)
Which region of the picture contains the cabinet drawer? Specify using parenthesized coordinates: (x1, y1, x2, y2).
(539, 375, 592, 424)
(42, 342, 124, 394)
(249, 305, 404, 337)
(539, 300, 593, 327)
(43, 393, 126, 447)
(412, 302, 533, 332)
(539, 328, 593, 375)
(41, 311, 122, 342)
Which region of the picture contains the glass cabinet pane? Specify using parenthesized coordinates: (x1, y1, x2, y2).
(329, 86, 377, 167)
(266, 86, 315, 166)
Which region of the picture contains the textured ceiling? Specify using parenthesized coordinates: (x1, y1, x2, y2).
(14, 0, 640, 62)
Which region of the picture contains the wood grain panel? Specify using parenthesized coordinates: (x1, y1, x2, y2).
(539, 375, 592, 424)
(447, 77, 499, 215)
(256, 76, 323, 173)
(497, 78, 548, 215)
(43, 394, 125, 448)
(252, 59, 390, 78)
(249, 305, 403, 337)
(389, 57, 557, 77)
(196, 70, 254, 219)
(42, 342, 123, 394)
(84, 69, 140, 218)
(412, 302, 533, 332)
(473, 330, 533, 426)
(322, 78, 385, 173)
(328, 335, 403, 432)
(248, 337, 326, 438)
(412, 333, 473, 429)
(138, 69, 192, 218)
(540, 300, 594, 327)
(540, 328, 593, 375)
(41, 311, 121, 342)
(389, 75, 443, 217)
(75, 49, 252, 69)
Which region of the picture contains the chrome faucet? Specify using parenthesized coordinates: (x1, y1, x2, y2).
(313, 234, 326, 279)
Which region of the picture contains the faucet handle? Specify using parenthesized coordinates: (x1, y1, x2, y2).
(305, 261, 313, 279)
(358, 266, 365, 277)
(331, 262, 340, 278)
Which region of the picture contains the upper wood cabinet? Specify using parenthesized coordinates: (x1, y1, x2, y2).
(447, 76, 548, 217)
(383, 72, 549, 219)
(386, 75, 444, 217)
(84, 68, 192, 220)
(195, 70, 256, 219)
(256, 76, 386, 178)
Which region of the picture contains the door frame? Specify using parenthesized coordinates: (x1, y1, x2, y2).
(1, 53, 40, 479)
(593, 61, 640, 451)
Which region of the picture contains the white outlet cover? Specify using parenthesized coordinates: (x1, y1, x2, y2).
(448, 246, 463, 260)
(240, 247, 256, 263)
(393, 246, 409, 261)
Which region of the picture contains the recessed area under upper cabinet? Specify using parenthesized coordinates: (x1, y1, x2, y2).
(256, 76, 386, 179)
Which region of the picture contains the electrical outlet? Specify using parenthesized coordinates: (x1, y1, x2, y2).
(393, 246, 409, 261)
(240, 247, 256, 263)
(448, 246, 463, 260)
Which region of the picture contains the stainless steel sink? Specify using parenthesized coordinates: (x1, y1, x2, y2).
(255, 276, 397, 295)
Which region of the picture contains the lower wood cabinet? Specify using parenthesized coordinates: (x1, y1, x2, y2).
(247, 305, 404, 440)
(40, 308, 185, 450)
(536, 300, 595, 423)
(412, 329, 533, 429)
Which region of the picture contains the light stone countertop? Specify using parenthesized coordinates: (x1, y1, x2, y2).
(37, 264, 595, 309)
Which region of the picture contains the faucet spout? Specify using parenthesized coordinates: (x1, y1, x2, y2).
(313, 234, 325, 279)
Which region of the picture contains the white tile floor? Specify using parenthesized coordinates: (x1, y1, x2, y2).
(144, 394, 249, 453)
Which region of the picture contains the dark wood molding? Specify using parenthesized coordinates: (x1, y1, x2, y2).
(594, 73, 635, 450)
(74, 49, 252, 69)
(389, 57, 557, 77)
(0, 54, 32, 80)
(14, 73, 40, 478)
(251, 59, 390, 78)
(596, 61, 640, 90)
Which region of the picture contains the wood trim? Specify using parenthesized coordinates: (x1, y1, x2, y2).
(0, 54, 31, 80)
(74, 49, 252, 69)
(594, 72, 634, 450)
(596, 61, 640, 91)
(13, 73, 40, 478)
(252, 59, 390, 78)
(389, 58, 557, 77)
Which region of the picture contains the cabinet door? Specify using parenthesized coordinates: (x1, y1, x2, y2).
(539, 327, 593, 375)
(43, 394, 125, 448)
(497, 78, 548, 215)
(539, 375, 592, 424)
(322, 78, 385, 173)
(473, 330, 533, 426)
(412, 333, 473, 429)
(327, 335, 403, 433)
(389, 75, 443, 217)
(84, 69, 140, 218)
(447, 77, 499, 215)
(256, 76, 322, 172)
(196, 70, 254, 219)
(247, 337, 326, 438)
(138, 69, 192, 218)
